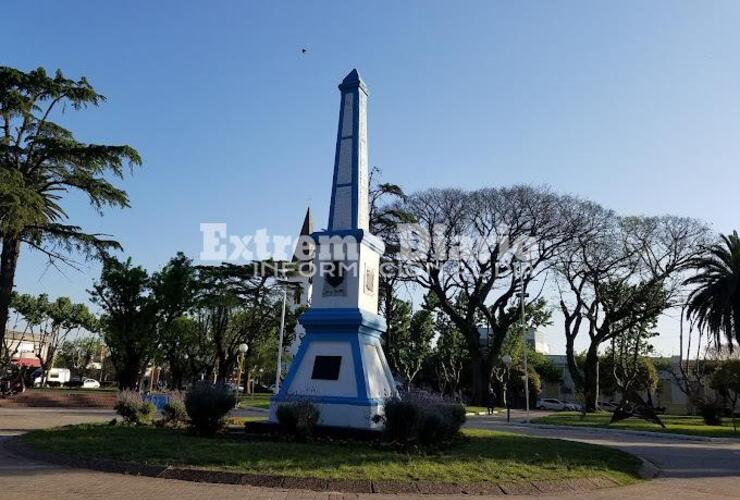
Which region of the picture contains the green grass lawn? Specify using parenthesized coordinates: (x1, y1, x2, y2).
(238, 393, 272, 409)
(532, 412, 739, 438)
(465, 405, 504, 414)
(239, 396, 495, 415)
(21, 424, 641, 485)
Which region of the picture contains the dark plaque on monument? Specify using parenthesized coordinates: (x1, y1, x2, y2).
(311, 356, 342, 380)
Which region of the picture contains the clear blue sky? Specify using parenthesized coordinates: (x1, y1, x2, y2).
(6, 1, 739, 355)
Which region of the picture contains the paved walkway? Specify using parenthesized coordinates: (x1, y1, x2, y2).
(466, 411, 740, 479)
(1, 407, 739, 499)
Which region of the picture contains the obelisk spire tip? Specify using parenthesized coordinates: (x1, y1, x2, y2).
(339, 68, 368, 93)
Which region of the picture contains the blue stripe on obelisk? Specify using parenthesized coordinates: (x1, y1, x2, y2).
(328, 69, 366, 232)
(350, 87, 360, 229)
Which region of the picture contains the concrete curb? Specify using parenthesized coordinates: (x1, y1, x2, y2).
(6, 436, 629, 496)
(522, 422, 737, 443)
(637, 457, 661, 479)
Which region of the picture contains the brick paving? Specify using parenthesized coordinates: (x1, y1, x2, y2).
(1, 407, 739, 499)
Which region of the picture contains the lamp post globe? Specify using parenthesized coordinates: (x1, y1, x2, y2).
(502, 354, 512, 367)
(236, 343, 249, 398)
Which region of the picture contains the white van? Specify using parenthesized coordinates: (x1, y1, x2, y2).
(32, 368, 71, 387)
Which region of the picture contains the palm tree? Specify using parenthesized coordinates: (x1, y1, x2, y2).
(685, 231, 740, 349)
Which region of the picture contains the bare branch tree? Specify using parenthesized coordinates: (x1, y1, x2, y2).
(557, 214, 709, 410)
(399, 185, 595, 402)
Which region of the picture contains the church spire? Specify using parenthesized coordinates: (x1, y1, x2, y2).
(292, 206, 313, 263)
(328, 69, 370, 232)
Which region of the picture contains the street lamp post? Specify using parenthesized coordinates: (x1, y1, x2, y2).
(275, 286, 287, 394)
(502, 354, 512, 423)
(98, 344, 105, 384)
(518, 260, 531, 424)
(236, 343, 248, 401)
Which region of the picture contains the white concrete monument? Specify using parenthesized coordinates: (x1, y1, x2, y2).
(269, 69, 397, 430)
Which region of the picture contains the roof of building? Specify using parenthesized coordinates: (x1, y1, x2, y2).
(4, 330, 44, 343)
(292, 206, 314, 263)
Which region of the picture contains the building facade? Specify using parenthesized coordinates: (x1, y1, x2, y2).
(3, 330, 47, 368)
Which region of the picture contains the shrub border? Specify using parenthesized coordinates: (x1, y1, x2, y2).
(5, 436, 651, 495)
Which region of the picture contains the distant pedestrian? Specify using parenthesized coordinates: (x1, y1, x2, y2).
(487, 387, 497, 415)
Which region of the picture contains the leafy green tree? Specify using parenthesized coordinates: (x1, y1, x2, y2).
(10, 293, 96, 384)
(598, 354, 659, 401)
(384, 298, 411, 373)
(0, 66, 141, 354)
(192, 262, 294, 384)
(607, 311, 661, 403)
(685, 231, 740, 350)
(161, 316, 201, 388)
(89, 257, 157, 389)
(711, 359, 740, 433)
(150, 253, 198, 388)
(432, 311, 468, 396)
(393, 306, 435, 390)
(369, 167, 415, 369)
(528, 350, 563, 385)
(507, 364, 542, 409)
(496, 298, 559, 384)
(56, 335, 103, 376)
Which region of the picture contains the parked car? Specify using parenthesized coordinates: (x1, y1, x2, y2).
(600, 401, 618, 412)
(536, 398, 575, 411)
(81, 378, 100, 389)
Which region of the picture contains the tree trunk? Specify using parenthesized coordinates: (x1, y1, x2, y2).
(114, 350, 144, 390)
(0, 236, 22, 356)
(582, 344, 599, 412)
(565, 334, 584, 390)
(216, 353, 232, 385)
(733, 303, 740, 347)
(471, 349, 490, 405)
(117, 364, 141, 390)
(169, 355, 184, 390)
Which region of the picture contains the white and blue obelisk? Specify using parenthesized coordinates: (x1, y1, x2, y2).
(270, 69, 397, 430)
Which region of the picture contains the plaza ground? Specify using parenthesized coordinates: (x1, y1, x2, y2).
(1, 407, 739, 499)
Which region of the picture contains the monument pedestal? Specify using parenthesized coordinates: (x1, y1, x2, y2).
(269, 308, 396, 430)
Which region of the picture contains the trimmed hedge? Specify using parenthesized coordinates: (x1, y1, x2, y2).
(384, 397, 466, 446)
(114, 390, 155, 425)
(161, 393, 188, 427)
(184, 383, 236, 435)
(275, 401, 320, 440)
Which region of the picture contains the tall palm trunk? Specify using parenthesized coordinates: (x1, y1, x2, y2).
(734, 303, 740, 347)
(0, 236, 22, 355)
